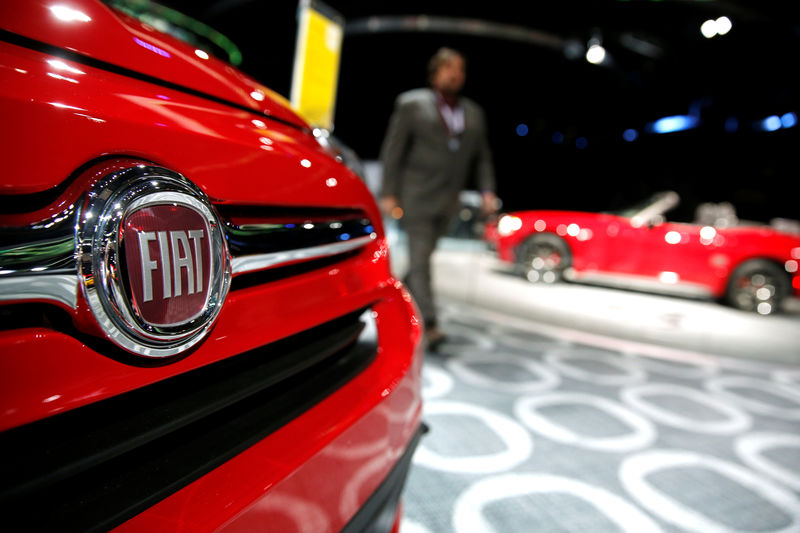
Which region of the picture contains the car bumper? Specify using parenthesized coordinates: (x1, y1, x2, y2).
(116, 285, 424, 533)
(0, 283, 424, 533)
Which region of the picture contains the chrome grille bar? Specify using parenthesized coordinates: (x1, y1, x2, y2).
(0, 213, 377, 309)
(231, 234, 375, 275)
(0, 274, 77, 308)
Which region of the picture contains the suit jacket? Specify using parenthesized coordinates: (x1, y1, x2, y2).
(379, 88, 495, 218)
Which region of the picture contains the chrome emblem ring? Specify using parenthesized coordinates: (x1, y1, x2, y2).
(77, 164, 230, 358)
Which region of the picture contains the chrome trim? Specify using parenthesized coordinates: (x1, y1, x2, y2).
(223, 217, 376, 257)
(0, 273, 78, 309)
(0, 220, 377, 310)
(358, 307, 378, 345)
(231, 234, 375, 275)
(76, 165, 231, 358)
(0, 235, 75, 275)
(1, 166, 378, 356)
(0, 203, 78, 308)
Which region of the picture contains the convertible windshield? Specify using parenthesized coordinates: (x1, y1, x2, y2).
(610, 191, 679, 218)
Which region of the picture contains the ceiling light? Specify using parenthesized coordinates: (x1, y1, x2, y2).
(586, 43, 606, 64)
(701, 19, 718, 38)
(701, 16, 732, 38)
(715, 16, 732, 35)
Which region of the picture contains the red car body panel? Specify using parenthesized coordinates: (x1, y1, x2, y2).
(0, 0, 304, 156)
(113, 294, 422, 533)
(0, 0, 306, 195)
(488, 208, 800, 299)
(0, 1, 423, 531)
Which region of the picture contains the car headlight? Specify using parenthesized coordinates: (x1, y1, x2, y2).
(497, 215, 523, 236)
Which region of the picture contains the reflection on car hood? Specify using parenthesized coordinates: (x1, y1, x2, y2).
(0, 0, 307, 129)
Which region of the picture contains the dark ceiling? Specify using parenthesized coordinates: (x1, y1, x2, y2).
(159, 1, 800, 109)
(156, 0, 800, 219)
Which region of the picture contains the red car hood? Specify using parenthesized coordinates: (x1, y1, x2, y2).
(0, 0, 307, 129)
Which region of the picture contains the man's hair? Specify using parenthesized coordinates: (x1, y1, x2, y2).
(427, 47, 465, 81)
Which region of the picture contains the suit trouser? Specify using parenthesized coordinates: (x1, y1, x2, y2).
(403, 213, 451, 328)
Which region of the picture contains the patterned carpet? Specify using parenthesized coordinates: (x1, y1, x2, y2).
(400, 301, 800, 533)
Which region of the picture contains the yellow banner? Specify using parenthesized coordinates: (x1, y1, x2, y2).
(290, 0, 343, 130)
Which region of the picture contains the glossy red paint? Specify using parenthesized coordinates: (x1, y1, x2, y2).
(113, 294, 423, 533)
(0, 247, 409, 431)
(487, 192, 800, 311)
(0, 0, 303, 137)
(0, 40, 347, 200)
(0, 0, 423, 530)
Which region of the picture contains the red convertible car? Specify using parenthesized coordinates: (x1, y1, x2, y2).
(486, 191, 800, 315)
(0, 1, 423, 531)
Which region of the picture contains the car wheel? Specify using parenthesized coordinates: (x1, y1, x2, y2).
(725, 259, 790, 315)
(515, 234, 571, 283)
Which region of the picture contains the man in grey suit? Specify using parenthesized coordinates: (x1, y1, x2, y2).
(379, 47, 498, 349)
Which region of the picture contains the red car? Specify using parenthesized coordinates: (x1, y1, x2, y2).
(486, 191, 800, 315)
(0, 1, 423, 531)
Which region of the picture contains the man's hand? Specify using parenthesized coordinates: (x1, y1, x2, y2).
(480, 190, 500, 215)
(379, 195, 402, 219)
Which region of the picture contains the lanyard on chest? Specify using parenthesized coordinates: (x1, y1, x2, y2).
(435, 93, 465, 151)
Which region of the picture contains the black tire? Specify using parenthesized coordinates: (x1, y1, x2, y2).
(515, 233, 572, 283)
(725, 259, 790, 315)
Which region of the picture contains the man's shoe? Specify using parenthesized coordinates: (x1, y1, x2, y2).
(425, 327, 447, 352)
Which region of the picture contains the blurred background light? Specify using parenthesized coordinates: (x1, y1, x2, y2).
(716, 16, 732, 35)
(552, 132, 564, 144)
(701, 16, 732, 38)
(567, 223, 580, 237)
(781, 112, 797, 128)
(516, 123, 529, 136)
(700, 226, 716, 240)
(575, 136, 588, 149)
(586, 43, 606, 64)
(724, 117, 739, 133)
(759, 115, 782, 132)
(623, 128, 639, 141)
(664, 231, 682, 244)
(562, 39, 584, 60)
(701, 19, 718, 38)
(498, 215, 523, 236)
(649, 115, 699, 134)
(659, 271, 679, 284)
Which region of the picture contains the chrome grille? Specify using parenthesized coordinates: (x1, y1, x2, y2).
(0, 207, 377, 308)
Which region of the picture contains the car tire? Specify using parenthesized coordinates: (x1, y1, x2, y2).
(515, 234, 572, 284)
(725, 259, 790, 315)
